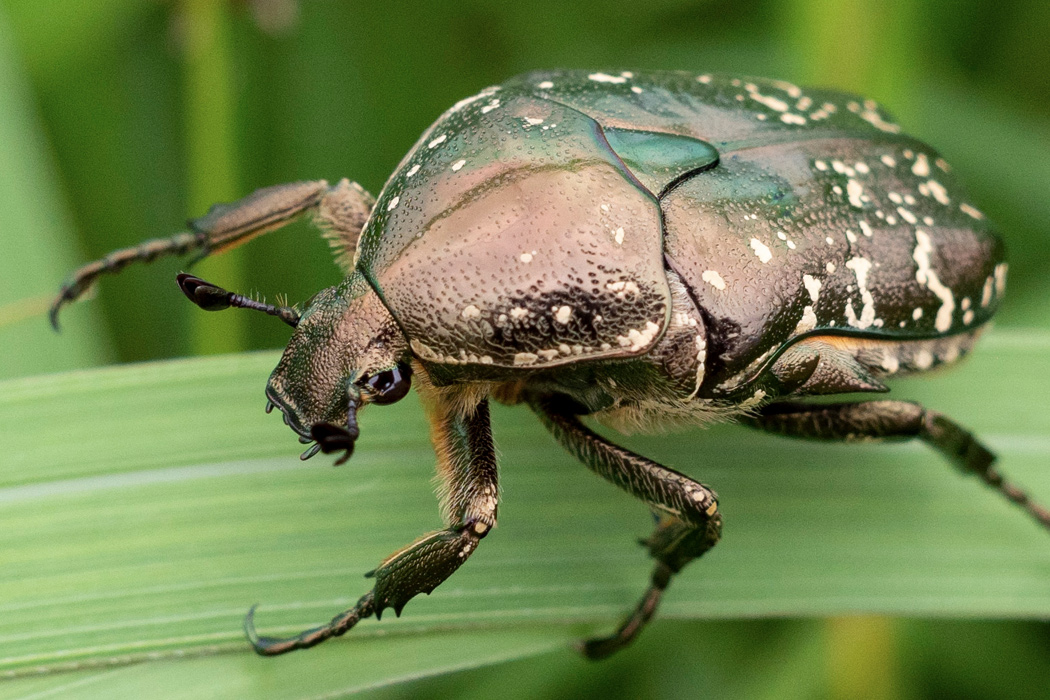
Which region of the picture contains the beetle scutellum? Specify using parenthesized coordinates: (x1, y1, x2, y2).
(52, 70, 1049, 659)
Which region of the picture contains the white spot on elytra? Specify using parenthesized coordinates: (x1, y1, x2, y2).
(913, 307, 924, 320)
(588, 72, 627, 84)
(859, 220, 874, 237)
(963, 309, 975, 325)
(520, 252, 533, 263)
(510, 307, 529, 320)
(780, 113, 806, 125)
(537, 80, 554, 89)
(815, 160, 828, 171)
(859, 106, 901, 133)
(702, 270, 726, 290)
(795, 305, 818, 333)
(912, 153, 931, 177)
(617, 321, 661, 352)
(994, 262, 1008, 295)
(513, 352, 538, 366)
(386, 196, 400, 211)
(881, 154, 897, 167)
(480, 99, 501, 114)
(405, 164, 420, 177)
(697, 74, 712, 84)
(847, 179, 864, 208)
(524, 117, 544, 126)
(606, 280, 640, 298)
(897, 207, 918, 224)
(451, 159, 466, 171)
(427, 134, 447, 148)
(826, 262, 836, 273)
(960, 203, 984, 219)
(614, 227, 625, 245)
(554, 306, 572, 324)
(913, 229, 956, 333)
(750, 238, 772, 263)
(844, 257, 876, 329)
(926, 180, 950, 205)
(771, 79, 802, 98)
(461, 304, 481, 320)
(981, 277, 994, 307)
(747, 88, 789, 112)
(803, 274, 821, 302)
(631, 86, 643, 94)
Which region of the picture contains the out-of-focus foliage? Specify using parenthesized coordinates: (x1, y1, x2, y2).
(0, 0, 1046, 698)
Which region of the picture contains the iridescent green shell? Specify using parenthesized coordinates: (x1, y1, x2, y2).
(355, 70, 1004, 384)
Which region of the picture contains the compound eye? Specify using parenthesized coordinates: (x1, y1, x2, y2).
(362, 363, 412, 405)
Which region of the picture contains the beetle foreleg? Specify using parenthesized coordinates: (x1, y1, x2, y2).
(742, 400, 1050, 530)
(245, 592, 375, 656)
(243, 393, 498, 656)
(531, 397, 722, 659)
(369, 394, 499, 616)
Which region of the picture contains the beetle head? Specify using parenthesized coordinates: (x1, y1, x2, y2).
(265, 272, 410, 464)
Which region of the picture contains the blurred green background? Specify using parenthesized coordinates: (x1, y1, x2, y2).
(0, 0, 1048, 698)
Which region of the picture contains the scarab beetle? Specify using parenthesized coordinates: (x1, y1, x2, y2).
(52, 70, 1050, 659)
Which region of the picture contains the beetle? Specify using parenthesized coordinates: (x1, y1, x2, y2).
(51, 69, 1050, 660)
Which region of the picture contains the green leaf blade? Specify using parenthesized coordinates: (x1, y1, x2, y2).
(1, 330, 1048, 695)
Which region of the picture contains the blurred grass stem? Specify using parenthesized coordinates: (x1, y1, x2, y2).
(179, 0, 245, 355)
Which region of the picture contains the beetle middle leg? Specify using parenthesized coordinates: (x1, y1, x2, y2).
(50, 179, 374, 327)
(531, 397, 722, 659)
(741, 400, 1050, 530)
(246, 389, 499, 655)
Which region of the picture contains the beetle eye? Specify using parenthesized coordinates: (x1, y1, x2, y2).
(362, 363, 412, 405)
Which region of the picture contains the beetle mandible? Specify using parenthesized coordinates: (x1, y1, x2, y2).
(52, 70, 1050, 659)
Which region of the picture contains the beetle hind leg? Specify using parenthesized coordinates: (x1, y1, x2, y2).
(744, 400, 1050, 530)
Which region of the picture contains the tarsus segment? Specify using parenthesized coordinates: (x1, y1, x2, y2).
(245, 593, 376, 656)
(50, 231, 204, 329)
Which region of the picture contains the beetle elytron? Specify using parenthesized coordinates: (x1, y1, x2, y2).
(52, 70, 1050, 659)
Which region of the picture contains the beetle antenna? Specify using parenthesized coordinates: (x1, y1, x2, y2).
(176, 273, 300, 328)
